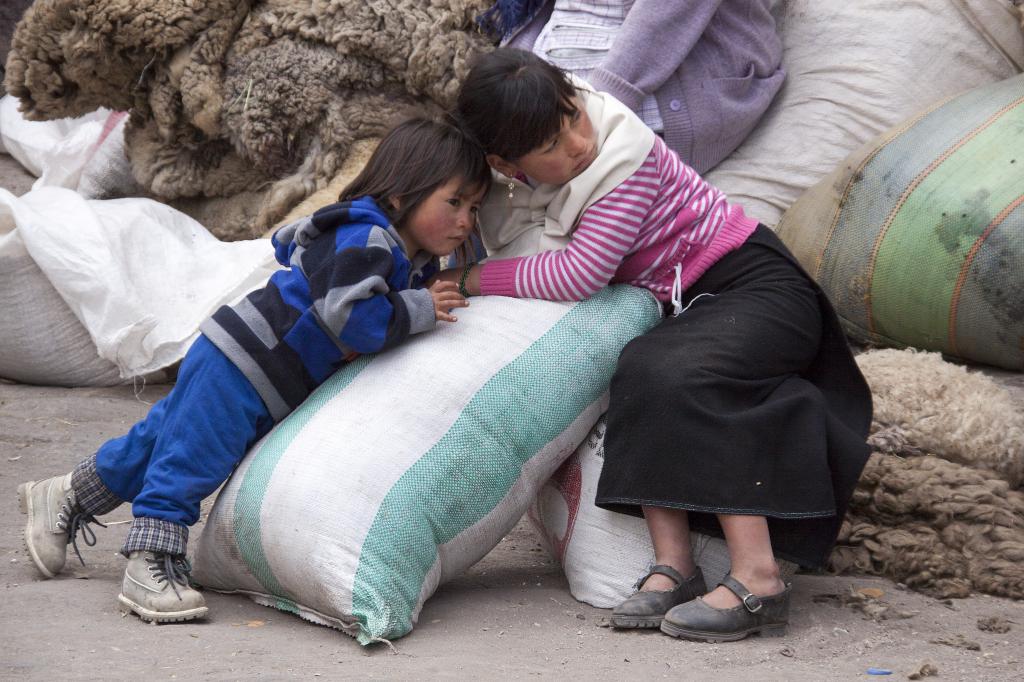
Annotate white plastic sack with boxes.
[706,0,1024,226]
[0,227,127,386]
[0,94,138,198]
[528,418,797,608]
[192,287,663,644]
[0,187,281,380]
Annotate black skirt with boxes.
[596,226,872,568]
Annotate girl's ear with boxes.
[387,195,401,211]
[486,153,518,179]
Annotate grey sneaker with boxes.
[18,473,105,578]
[118,551,208,623]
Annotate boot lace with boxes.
[56,496,107,567]
[147,553,194,600]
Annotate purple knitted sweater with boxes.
[505,0,785,174]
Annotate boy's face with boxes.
[488,98,597,186]
[397,177,485,257]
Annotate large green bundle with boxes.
[777,74,1024,370]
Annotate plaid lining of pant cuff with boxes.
[121,517,189,557]
[72,455,123,516]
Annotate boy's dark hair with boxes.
[339,115,491,232]
[456,48,580,162]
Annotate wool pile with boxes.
[0,0,33,93]
[4,0,493,238]
[833,349,1024,600]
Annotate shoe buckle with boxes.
[742,593,763,613]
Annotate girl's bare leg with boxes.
[701,514,786,608]
[639,506,698,591]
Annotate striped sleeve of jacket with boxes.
[304,225,436,355]
[201,215,436,420]
[479,149,659,300]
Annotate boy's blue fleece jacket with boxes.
[201,197,437,420]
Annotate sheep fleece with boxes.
[835,349,1024,600]
[4,0,493,233]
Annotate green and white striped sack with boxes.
[192,286,661,644]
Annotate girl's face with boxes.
[395,177,484,257]
[488,99,597,186]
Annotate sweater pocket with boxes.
[705,63,774,144]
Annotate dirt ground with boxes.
[2,155,1022,680]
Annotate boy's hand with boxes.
[429,280,468,322]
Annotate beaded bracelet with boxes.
[458,263,473,298]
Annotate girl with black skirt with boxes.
[443,49,872,642]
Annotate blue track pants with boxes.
[94,335,274,528]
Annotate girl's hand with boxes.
[427,269,461,287]
[429,280,468,322]
[428,265,481,296]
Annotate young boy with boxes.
[18,117,490,623]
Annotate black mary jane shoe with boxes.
[610,565,706,629]
[659,574,791,642]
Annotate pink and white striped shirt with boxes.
[479,136,759,303]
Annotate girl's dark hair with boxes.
[456,48,580,162]
[339,115,491,232]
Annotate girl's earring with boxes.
[507,180,515,201]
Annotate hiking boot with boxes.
[611,565,706,628]
[18,473,105,578]
[118,551,208,623]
